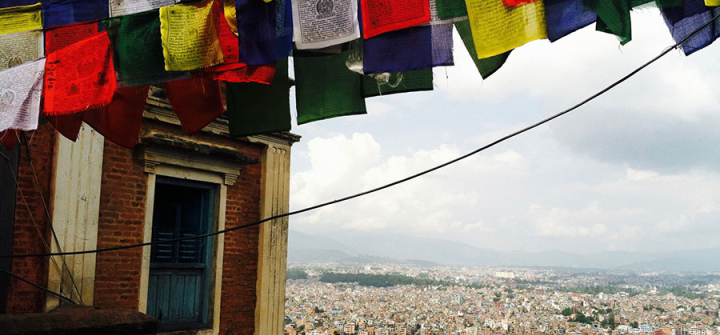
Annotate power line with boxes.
[4,10,720,260]
[0,269,78,305]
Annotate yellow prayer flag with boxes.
[223,0,238,34]
[464,0,547,59]
[159,0,224,71]
[706,0,720,6]
[0,3,42,36]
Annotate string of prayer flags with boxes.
[204,63,276,84]
[436,0,468,20]
[464,0,547,58]
[45,22,102,54]
[83,85,149,148]
[362,69,434,98]
[0,58,45,132]
[42,0,109,28]
[294,49,367,125]
[0,30,43,71]
[582,0,632,45]
[545,0,597,42]
[236,0,293,65]
[364,26,433,73]
[159,1,224,71]
[110,10,187,86]
[225,58,291,137]
[432,24,454,66]
[455,19,512,79]
[361,0,431,39]
[0,3,42,36]
[164,77,224,134]
[292,0,360,49]
[504,0,542,6]
[109,0,179,17]
[43,32,117,115]
[661,0,720,56]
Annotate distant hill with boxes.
[288,230,720,272]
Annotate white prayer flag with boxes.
[0,58,45,132]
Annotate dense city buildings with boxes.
[284,265,720,335]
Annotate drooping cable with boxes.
[4,9,720,260]
[0,269,78,305]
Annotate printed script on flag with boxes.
[292,0,361,49]
[0,58,45,132]
[0,30,43,71]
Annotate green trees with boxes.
[287,268,309,280]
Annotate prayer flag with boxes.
[46,111,83,141]
[364,26,433,73]
[159,1,224,71]
[661,0,720,55]
[545,0,597,42]
[212,0,239,65]
[205,63,276,84]
[0,130,20,149]
[83,85,149,148]
[42,0,109,28]
[109,0,178,17]
[236,0,293,65]
[223,0,238,33]
[292,0,361,49]
[708,0,720,6]
[432,23,454,66]
[361,0,431,38]
[0,58,44,132]
[455,19,512,79]
[436,0,467,20]
[164,77,224,134]
[225,58,291,137]
[1,0,43,8]
[363,69,434,97]
[582,0,631,44]
[0,3,42,36]
[45,22,102,54]
[0,30,43,71]
[43,32,117,115]
[294,49,366,125]
[504,0,541,6]
[464,0,547,58]
[110,10,187,86]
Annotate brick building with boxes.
[0,88,299,335]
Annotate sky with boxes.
[284,8,720,254]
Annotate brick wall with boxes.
[8,123,56,313]
[8,119,267,335]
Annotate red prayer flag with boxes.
[44,21,102,54]
[361,0,431,39]
[0,130,20,150]
[45,113,84,141]
[212,0,240,65]
[83,86,149,149]
[205,63,276,84]
[503,0,541,5]
[164,77,224,134]
[43,31,117,116]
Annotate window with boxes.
[146,177,215,331]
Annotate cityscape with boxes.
[284,263,720,335]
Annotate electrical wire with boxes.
[4,10,720,260]
[20,132,85,305]
[0,269,78,305]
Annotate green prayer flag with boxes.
[437,0,468,21]
[294,49,366,125]
[226,58,292,137]
[583,0,632,44]
[455,20,512,79]
[362,69,434,98]
[110,10,186,86]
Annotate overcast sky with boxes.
[285,8,720,254]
